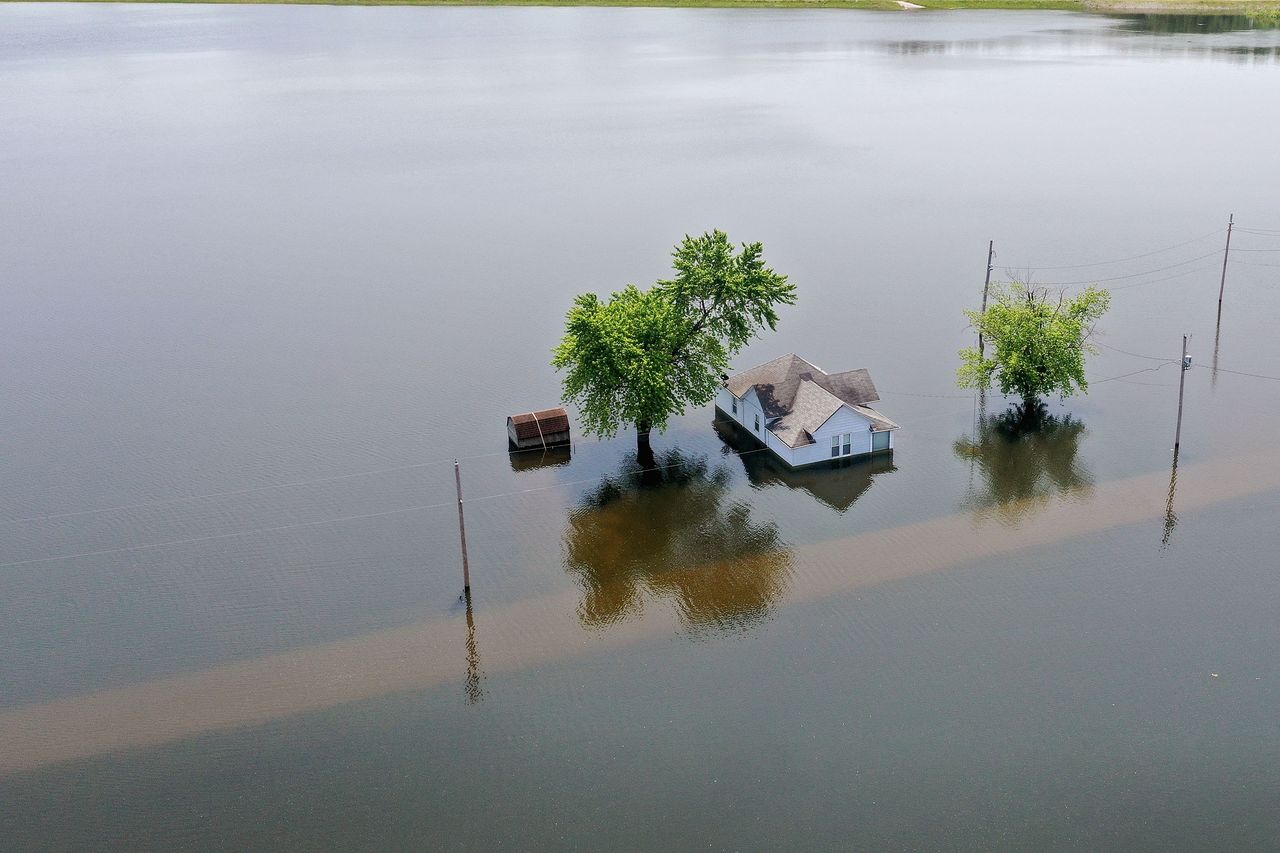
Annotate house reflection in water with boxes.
[713,419,896,513]
[953,402,1093,524]
[562,449,792,633]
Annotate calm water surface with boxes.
[2,5,1280,849]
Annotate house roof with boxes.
[508,407,570,441]
[725,354,880,414]
[726,354,896,448]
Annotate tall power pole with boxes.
[1174,334,1189,452]
[454,460,471,596]
[979,240,994,359]
[1217,214,1234,323]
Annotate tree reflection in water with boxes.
[563,449,792,634]
[954,401,1093,523]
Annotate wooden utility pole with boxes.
[978,240,994,359]
[454,460,471,595]
[1217,214,1234,322]
[1174,334,1189,452]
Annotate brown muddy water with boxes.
[2,6,1280,850]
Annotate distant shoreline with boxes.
[4,0,1280,16]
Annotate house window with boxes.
[754,414,760,432]
[731,398,738,416]
[843,433,852,455]
[872,429,891,452]
[831,435,840,458]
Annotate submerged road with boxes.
[2,450,1277,775]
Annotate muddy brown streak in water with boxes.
[0,450,1275,775]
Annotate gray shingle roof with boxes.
[769,380,841,448]
[726,354,896,448]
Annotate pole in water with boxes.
[978,240,994,359]
[1174,334,1189,452]
[454,460,471,595]
[1217,213,1233,323]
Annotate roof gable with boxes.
[724,355,890,448]
[769,379,844,448]
[726,355,879,409]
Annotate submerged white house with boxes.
[715,354,898,468]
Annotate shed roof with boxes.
[508,407,570,441]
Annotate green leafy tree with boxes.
[958,283,1111,406]
[553,230,796,467]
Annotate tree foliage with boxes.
[553,230,795,443]
[958,283,1110,403]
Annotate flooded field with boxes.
[2,6,1279,849]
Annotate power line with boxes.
[0,458,462,527]
[1195,364,1280,382]
[0,500,458,570]
[1090,365,1176,384]
[0,426,780,566]
[879,389,974,400]
[999,249,1223,286]
[1094,340,1179,362]
[1108,262,1220,292]
[1003,227,1223,271]
[1093,342,1280,383]
[0,434,612,528]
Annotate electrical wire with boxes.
[1002,227,1223,271]
[1092,343,1280,383]
[0,500,458,569]
[1229,258,1280,268]
[1090,364,1177,384]
[1094,341,1179,362]
[997,249,1223,287]
[1107,262,1221,292]
[0,434,613,528]
[0,458,461,527]
[1195,364,1280,382]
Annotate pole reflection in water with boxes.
[713,419,896,513]
[562,449,792,634]
[1212,320,1222,391]
[463,592,486,704]
[953,401,1093,523]
[1162,448,1180,550]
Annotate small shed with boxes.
[507,407,571,450]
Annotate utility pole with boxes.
[454,460,471,596]
[1174,334,1189,452]
[1217,213,1234,323]
[979,240,994,359]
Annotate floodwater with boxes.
[2,5,1280,849]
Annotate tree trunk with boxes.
[636,423,657,476]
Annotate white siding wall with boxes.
[715,387,742,426]
[794,406,874,466]
[715,386,895,468]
